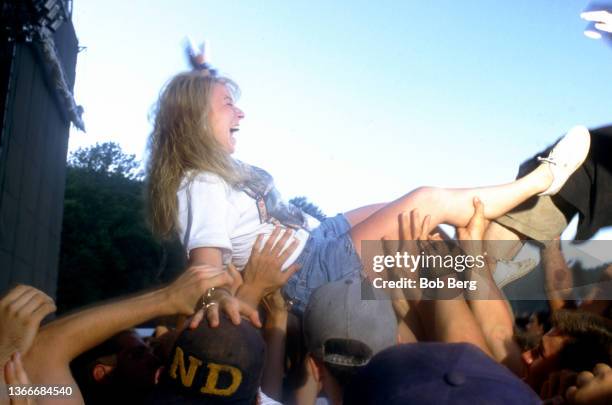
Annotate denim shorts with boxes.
[282,214,363,314]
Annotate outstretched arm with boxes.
[404,210,491,354]
[460,198,523,376]
[541,238,574,312]
[23,265,232,403]
[261,290,288,401]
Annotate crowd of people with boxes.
[1,47,612,404]
[2,198,611,404]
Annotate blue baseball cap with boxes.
[343,342,540,405]
[147,316,265,404]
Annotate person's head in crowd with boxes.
[343,342,540,404]
[147,314,266,404]
[514,312,531,331]
[514,329,542,352]
[303,278,398,405]
[526,310,551,335]
[71,329,164,404]
[521,309,612,392]
[147,69,245,239]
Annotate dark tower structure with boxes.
[0,0,82,297]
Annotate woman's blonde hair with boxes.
[146,71,245,238]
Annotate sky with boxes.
[68,0,612,240]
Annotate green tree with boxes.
[68,142,141,180]
[57,143,184,314]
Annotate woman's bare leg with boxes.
[344,203,386,227]
[350,164,552,257]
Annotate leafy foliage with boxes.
[68,142,142,180]
[57,143,184,314]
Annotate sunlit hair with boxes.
[146,70,245,238]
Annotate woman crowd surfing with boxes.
[145,45,591,322]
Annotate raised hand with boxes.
[237,227,301,308]
[566,363,612,405]
[456,197,489,257]
[4,352,36,405]
[0,285,56,360]
[162,264,232,315]
[166,265,261,330]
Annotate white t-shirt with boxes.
[177,172,319,271]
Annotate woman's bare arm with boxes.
[189,247,223,268]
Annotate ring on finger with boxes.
[205,302,218,310]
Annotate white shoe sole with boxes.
[538,125,591,196]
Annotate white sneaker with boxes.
[537,125,591,196]
[493,258,538,289]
